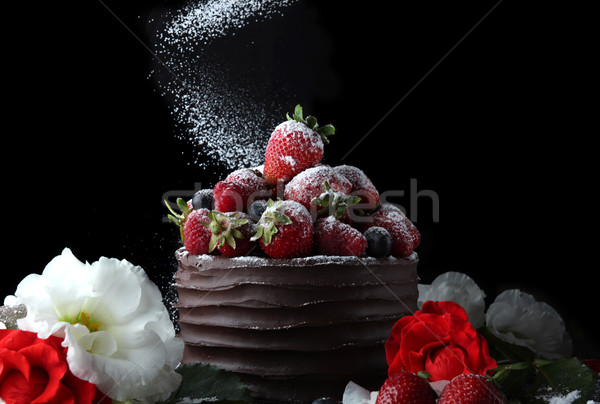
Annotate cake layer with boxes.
[174,248,419,402]
[176,282,416,308]
[181,345,386,376]
[177,300,411,329]
[178,321,396,351]
[175,249,418,288]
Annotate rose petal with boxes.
[20,343,67,403]
[0,348,30,382]
[425,346,466,381]
[342,381,372,404]
[47,383,75,404]
[0,369,44,404]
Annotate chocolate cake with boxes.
[174,248,419,402]
[168,105,422,402]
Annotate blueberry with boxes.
[364,226,392,257]
[248,199,267,221]
[312,398,338,404]
[192,189,214,210]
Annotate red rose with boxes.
[0,329,99,404]
[385,301,497,381]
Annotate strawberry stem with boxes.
[286,104,335,144]
[204,211,249,252]
[311,181,361,219]
[251,199,292,246]
[164,198,190,243]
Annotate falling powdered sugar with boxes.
[149,0,300,170]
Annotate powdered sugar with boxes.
[274,120,323,151]
[284,165,353,209]
[334,165,374,189]
[150,0,300,170]
[536,389,581,404]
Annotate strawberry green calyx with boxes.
[204,211,249,252]
[164,198,191,243]
[251,199,292,246]
[286,104,335,144]
[312,181,361,220]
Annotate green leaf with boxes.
[225,233,236,249]
[294,104,303,120]
[319,124,335,137]
[163,363,252,404]
[251,226,264,242]
[176,197,189,213]
[208,236,219,252]
[305,115,317,129]
[478,327,536,363]
[493,362,536,399]
[521,358,599,404]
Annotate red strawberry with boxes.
[252,199,313,258]
[225,167,267,188]
[375,371,437,404]
[314,216,367,256]
[205,211,257,257]
[284,165,352,215]
[213,169,269,213]
[183,208,213,255]
[437,374,506,404]
[360,204,420,258]
[333,165,380,209]
[165,198,212,255]
[263,105,335,186]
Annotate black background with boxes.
[3,1,597,357]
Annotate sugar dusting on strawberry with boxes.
[252,199,314,258]
[168,103,421,261]
[437,374,506,404]
[314,216,366,257]
[333,165,380,209]
[284,165,352,213]
[263,104,334,186]
[360,203,420,258]
[375,371,437,404]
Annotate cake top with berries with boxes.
[166,104,420,261]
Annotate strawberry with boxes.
[333,165,380,210]
[213,168,269,213]
[225,167,267,188]
[204,211,257,257]
[437,374,506,404]
[252,199,313,258]
[375,371,437,404]
[314,216,366,257]
[263,105,335,186]
[284,165,352,216]
[164,198,213,255]
[360,203,420,258]
[183,208,213,255]
[311,180,361,222]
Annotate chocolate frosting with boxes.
[174,248,418,402]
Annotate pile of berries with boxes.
[166,105,420,259]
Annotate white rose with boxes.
[6,248,184,403]
[485,289,573,360]
[418,271,486,328]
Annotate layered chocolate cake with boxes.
[168,105,421,402]
[174,248,419,402]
